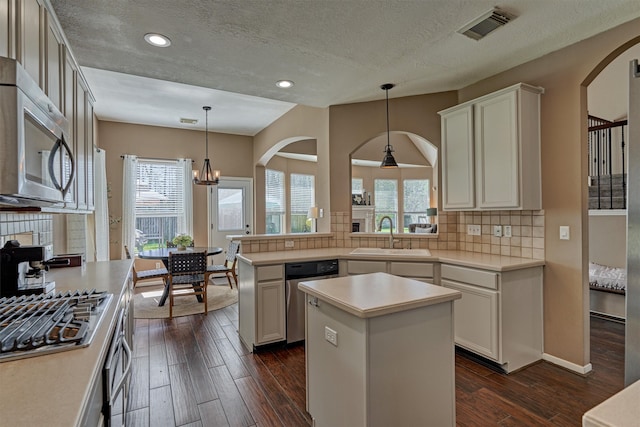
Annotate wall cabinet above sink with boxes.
[439,83,544,211]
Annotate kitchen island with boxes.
[0,259,133,427]
[300,272,461,427]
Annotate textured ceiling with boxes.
[49,0,640,135]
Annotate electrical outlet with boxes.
[493,225,503,237]
[560,226,570,240]
[467,224,481,236]
[156,262,161,269]
[325,326,338,346]
[285,240,294,248]
[504,225,512,237]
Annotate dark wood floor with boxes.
[126,301,625,427]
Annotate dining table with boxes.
[138,246,224,306]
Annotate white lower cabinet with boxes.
[441,279,499,360]
[238,260,285,349]
[256,280,285,344]
[441,264,543,373]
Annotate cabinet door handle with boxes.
[308,296,319,307]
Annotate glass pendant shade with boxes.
[193,106,220,185]
[380,83,398,169]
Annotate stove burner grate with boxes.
[0,289,110,357]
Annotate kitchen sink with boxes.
[349,248,431,256]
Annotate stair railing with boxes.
[588,115,628,209]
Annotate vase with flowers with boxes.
[172,234,193,251]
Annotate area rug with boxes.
[134,283,238,319]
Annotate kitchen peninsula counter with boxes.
[0,260,133,427]
[237,248,544,271]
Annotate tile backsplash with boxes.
[240,209,544,260]
[0,213,53,247]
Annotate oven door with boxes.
[103,308,133,426]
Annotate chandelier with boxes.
[193,106,220,185]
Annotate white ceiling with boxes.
[49,0,640,136]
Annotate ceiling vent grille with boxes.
[457,8,516,41]
[180,118,198,124]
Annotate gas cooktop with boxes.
[0,289,113,362]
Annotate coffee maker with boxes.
[0,240,56,297]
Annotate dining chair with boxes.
[167,250,209,318]
[207,241,241,289]
[124,245,169,288]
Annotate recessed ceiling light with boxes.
[144,33,171,47]
[276,80,294,88]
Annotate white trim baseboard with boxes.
[543,353,593,375]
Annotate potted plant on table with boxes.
[172,234,193,251]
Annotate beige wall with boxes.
[253,105,329,233]
[97,121,253,260]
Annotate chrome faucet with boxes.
[377,215,395,249]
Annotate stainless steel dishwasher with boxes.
[285,259,339,344]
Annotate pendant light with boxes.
[193,106,220,185]
[380,83,398,168]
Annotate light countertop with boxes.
[0,260,132,427]
[237,248,544,272]
[299,272,461,318]
[582,379,640,426]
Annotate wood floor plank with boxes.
[235,376,284,427]
[256,350,307,413]
[125,407,150,427]
[186,350,219,403]
[209,365,255,427]
[215,337,251,379]
[150,385,177,427]
[168,363,202,426]
[222,323,251,356]
[148,321,166,347]
[128,356,150,411]
[240,353,312,427]
[197,329,226,368]
[164,321,188,365]
[149,344,171,389]
[134,322,150,357]
[198,399,231,427]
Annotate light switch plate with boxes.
[560,226,570,240]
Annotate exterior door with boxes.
[208,177,253,263]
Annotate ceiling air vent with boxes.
[457,8,516,41]
[180,118,198,124]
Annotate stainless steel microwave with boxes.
[0,57,74,207]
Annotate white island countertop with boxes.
[299,272,461,318]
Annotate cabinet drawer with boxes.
[257,265,283,281]
[441,264,498,290]
[389,262,433,278]
[347,260,387,275]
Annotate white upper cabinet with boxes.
[441,105,475,209]
[439,83,544,211]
